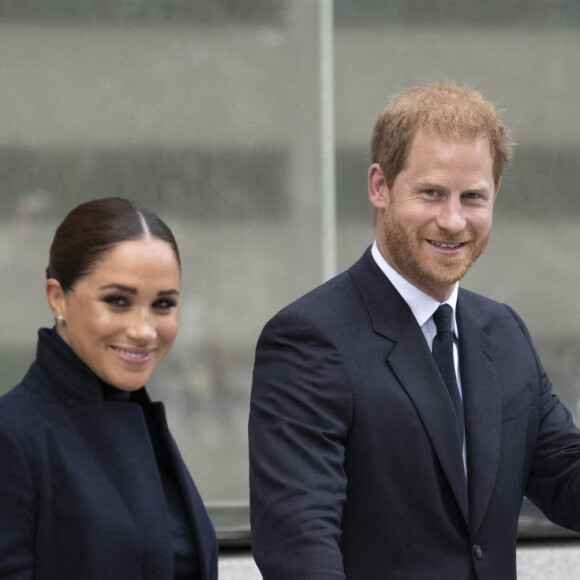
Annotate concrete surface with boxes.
[516,541,580,579]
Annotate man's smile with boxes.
[427,239,467,249]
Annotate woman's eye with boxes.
[153,298,178,310]
[103,295,129,307]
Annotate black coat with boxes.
[0,328,218,580]
[249,247,580,580]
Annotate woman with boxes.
[0,198,218,580]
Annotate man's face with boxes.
[373,129,497,301]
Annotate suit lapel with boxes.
[351,249,503,533]
[457,293,501,535]
[349,249,469,523]
[389,325,469,523]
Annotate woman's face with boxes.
[47,237,180,391]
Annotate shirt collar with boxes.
[371,241,459,336]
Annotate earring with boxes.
[56,315,64,325]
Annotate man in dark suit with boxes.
[248,82,580,579]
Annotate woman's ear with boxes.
[45,278,66,322]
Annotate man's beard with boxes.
[381,208,490,293]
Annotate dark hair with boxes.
[46,197,181,292]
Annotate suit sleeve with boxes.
[0,427,35,580]
[504,305,580,530]
[249,309,353,580]
[525,366,580,529]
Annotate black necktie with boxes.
[432,304,464,444]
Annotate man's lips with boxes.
[427,239,468,249]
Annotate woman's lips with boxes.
[111,346,155,364]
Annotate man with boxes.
[248,82,580,579]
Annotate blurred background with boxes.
[1,0,580,545]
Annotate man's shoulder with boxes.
[276,268,360,322]
[277,247,382,316]
[458,286,512,312]
[260,253,381,339]
[458,286,501,308]
[458,287,526,332]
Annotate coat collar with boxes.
[32,327,148,407]
[29,330,216,577]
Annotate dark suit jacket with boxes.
[249,247,580,580]
[0,328,218,580]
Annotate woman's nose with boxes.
[126,311,156,342]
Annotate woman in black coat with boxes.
[0,198,218,580]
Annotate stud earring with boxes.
[56,315,64,324]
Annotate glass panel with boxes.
[0,0,327,541]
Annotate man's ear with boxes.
[45,278,66,320]
[368,163,388,210]
[493,177,502,201]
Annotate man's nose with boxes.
[436,197,466,233]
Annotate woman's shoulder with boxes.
[0,366,58,437]
[0,378,34,412]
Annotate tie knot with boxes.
[433,304,454,335]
